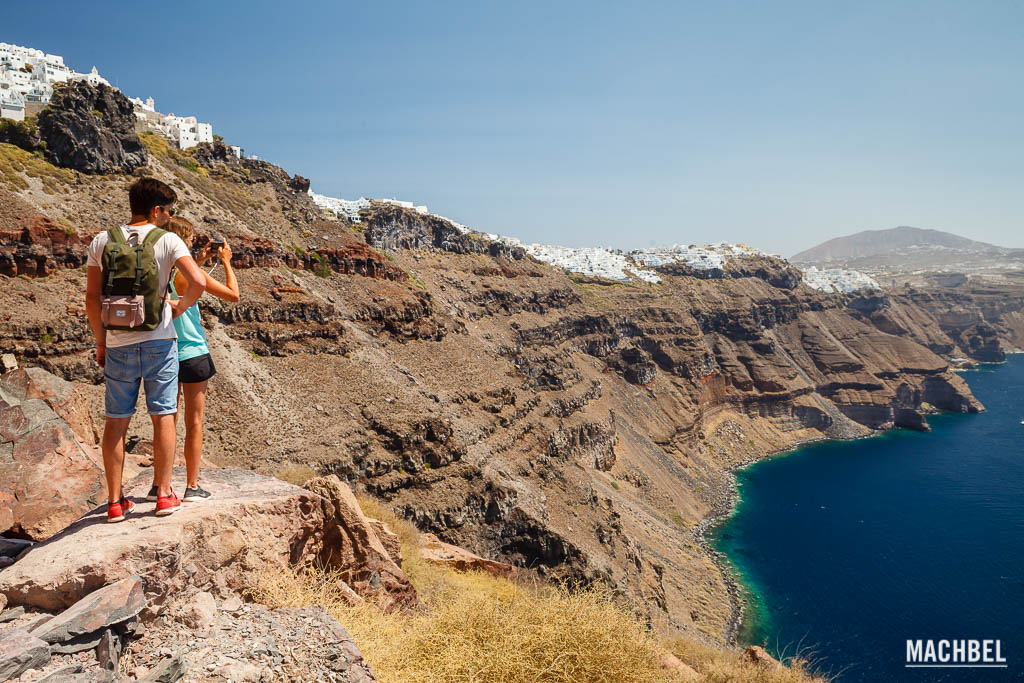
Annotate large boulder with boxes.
[36,81,148,174]
[303,475,418,612]
[0,367,108,540]
[0,468,417,614]
[29,576,145,645]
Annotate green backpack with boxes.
[100,226,171,331]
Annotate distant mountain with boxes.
[791,227,998,263]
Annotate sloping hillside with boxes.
[0,85,1000,644]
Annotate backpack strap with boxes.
[131,228,166,296]
[102,226,127,295]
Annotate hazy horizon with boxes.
[6,0,1023,256]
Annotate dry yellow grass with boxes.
[253,494,826,683]
[666,637,830,683]
[273,464,318,487]
[256,565,672,683]
[0,142,74,193]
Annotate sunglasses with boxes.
[159,205,176,217]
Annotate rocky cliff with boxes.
[847,279,1024,363]
[0,114,1003,643]
[35,82,148,174]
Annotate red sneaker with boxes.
[107,497,135,523]
[155,490,181,517]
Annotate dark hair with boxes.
[128,177,177,217]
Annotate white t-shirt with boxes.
[87,224,191,348]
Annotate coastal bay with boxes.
[712,355,1024,681]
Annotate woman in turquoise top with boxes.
[147,216,239,502]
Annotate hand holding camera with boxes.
[217,239,232,264]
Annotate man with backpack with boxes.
[85,178,207,522]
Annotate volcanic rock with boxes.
[361,202,525,260]
[419,533,519,580]
[0,367,106,540]
[30,576,145,645]
[95,628,120,671]
[303,475,418,612]
[0,468,416,615]
[0,628,50,680]
[36,81,147,174]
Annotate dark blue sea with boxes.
[712,355,1024,681]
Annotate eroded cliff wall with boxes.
[0,116,1010,642]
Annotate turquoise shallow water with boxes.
[712,355,1024,681]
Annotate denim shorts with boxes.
[104,339,179,418]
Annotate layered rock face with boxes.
[361,202,526,260]
[848,280,1024,363]
[36,81,148,174]
[0,215,90,278]
[0,125,996,642]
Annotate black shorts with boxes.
[179,353,216,384]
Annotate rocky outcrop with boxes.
[0,215,89,278]
[0,117,42,152]
[744,645,784,669]
[36,81,147,174]
[303,475,418,612]
[854,282,1024,363]
[546,416,618,471]
[361,202,525,260]
[0,367,107,540]
[0,574,377,681]
[419,532,519,580]
[652,255,803,289]
[0,468,416,613]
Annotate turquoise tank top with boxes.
[169,278,210,361]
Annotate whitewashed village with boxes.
[0,41,227,154]
[3,39,878,295]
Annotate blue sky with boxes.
[6,0,1022,255]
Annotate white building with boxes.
[0,42,218,149]
[630,242,769,271]
[129,96,155,112]
[68,65,109,88]
[0,90,25,121]
[151,113,214,150]
[309,192,372,222]
[0,42,119,120]
[802,266,880,294]
[129,95,216,150]
[509,243,662,283]
[378,198,429,214]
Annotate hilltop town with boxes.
[0,41,228,154]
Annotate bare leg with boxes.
[102,417,132,504]
[151,413,177,498]
[153,384,184,490]
[181,380,209,488]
